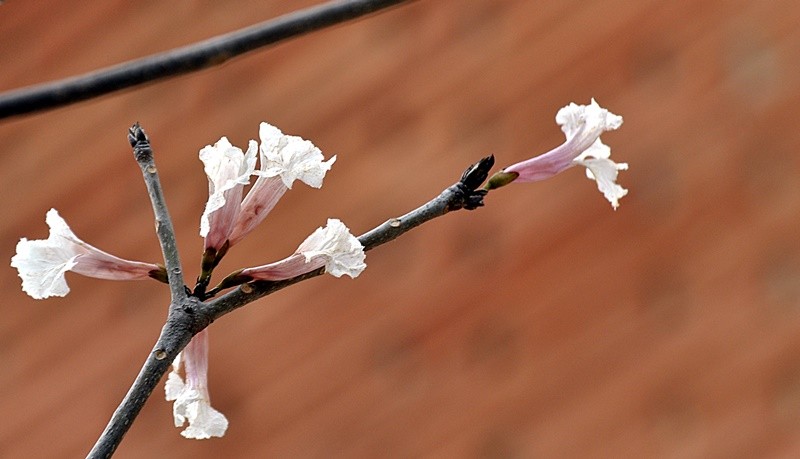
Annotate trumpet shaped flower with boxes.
[11,209,163,299]
[165,329,228,439]
[228,123,336,246]
[239,218,365,281]
[199,137,257,252]
[499,99,627,208]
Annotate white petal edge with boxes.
[576,157,629,209]
[11,236,77,299]
[298,218,366,278]
[199,138,257,237]
[257,122,335,189]
[165,352,229,439]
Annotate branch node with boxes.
[460,154,495,190]
[457,155,495,210]
[128,123,153,163]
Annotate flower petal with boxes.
[199,137,257,242]
[297,219,366,278]
[11,237,77,299]
[576,157,629,209]
[176,393,229,439]
[165,330,228,439]
[241,218,366,281]
[257,122,335,189]
[226,123,336,246]
[556,98,622,147]
[165,353,185,403]
[10,209,161,299]
[498,99,627,208]
[227,176,288,247]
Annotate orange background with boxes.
[2,1,800,457]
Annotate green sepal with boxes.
[484,171,519,190]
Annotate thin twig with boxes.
[0,0,411,120]
[198,187,463,318]
[127,123,187,300]
[87,124,204,459]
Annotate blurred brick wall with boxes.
[2,1,800,457]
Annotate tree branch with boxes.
[128,123,187,300]
[201,155,495,321]
[87,124,204,459]
[0,0,411,120]
[86,311,200,459]
[85,150,493,458]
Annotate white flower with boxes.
[502,99,627,208]
[257,122,336,189]
[199,137,257,251]
[165,329,228,439]
[239,218,365,281]
[10,209,162,299]
[228,123,336,246]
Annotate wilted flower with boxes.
[492,99,627,208]
[228,122,336,246]
[10,209,164,299]
[165,329,228,439]
[199,137,257,252]
[237,218,365,282]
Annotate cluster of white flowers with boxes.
[200,123,337,251]
[11,122,366,440]
[12,101,628,441]
[173,123,363,439]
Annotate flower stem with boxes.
[128,123,187,302]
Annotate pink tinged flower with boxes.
[165,329,228,439]
[503,99,628,209]
[228,123,336,246]
[10,209,163,299]
[199,137,257,251]
[240,218,365,281]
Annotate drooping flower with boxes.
[165,329,228,439]
[10,209,164,299]
[237,218,365,282]
[227,123,336,246]
[492,99,627,208]
[199,137,257,252]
